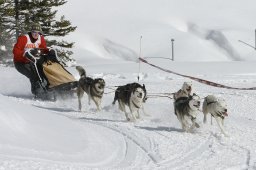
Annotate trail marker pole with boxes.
[171,39,175,61]
[138,36,142,82]
[255,29,256,50]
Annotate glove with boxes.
[30,48,39,56]
[48,49,56,56]
[24,51,35,62]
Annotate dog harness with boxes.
[206,101,217,105]
[206,99,225,119]
[131,101,141,109]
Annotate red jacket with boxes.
[13,34,47,63]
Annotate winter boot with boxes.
[31,81,45,96]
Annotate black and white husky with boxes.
[203,95,229,136]
[174,93,201,132]
[173,81,193,116]
[76,66,105,111]
[112,83,147,121]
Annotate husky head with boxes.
[131,84,146,105]
[188,93,201,111]
[182,81,192,95]
[94,78,105,92]
[216,98,228,117]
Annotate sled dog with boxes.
[173,81,193,116]
[76,66,105,111]
[174,93,201,132]
[112,82,147,121]
[203,95,229,136]
[174,81,193,100]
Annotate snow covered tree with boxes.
[0,0,15,65]
[0,0,77,64]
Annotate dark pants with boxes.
[14,61,47,94]
[15,62,38,83]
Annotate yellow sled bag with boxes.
[43,61,76,88]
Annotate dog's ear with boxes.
[143,84,146,89]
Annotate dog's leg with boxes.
[192,117,200,128]
[88,94,91,105]
[215,116,229,137]
[221,118,224,126]
[203,113,207,123]
[91,97,101,112]
[118,100,122,111]
[78,98,82,111]
[182,119,189,132]
[88,86,91,105]
[129,107,137,121]
[77,87,84,111]
[189,117,200,132]
[135,110,140,119]
[119,101,130,121]
[177,113,187,131]
[118,100,125,112]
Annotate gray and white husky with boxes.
[112,82,147,121]
[203,95,229,136]
[174,93,201,132]
[76,66,105,111]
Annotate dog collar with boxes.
[207,101,217,105]
[132,101,140,109]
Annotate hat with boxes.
[31,23,42,32]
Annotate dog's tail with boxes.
[76,66,86,77]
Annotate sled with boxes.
[26,48,78,100]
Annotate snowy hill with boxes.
[59,0,256,62]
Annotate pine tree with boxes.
[0,0,15,64]
[0,0,77,64]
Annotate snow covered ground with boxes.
[0,57,256,169]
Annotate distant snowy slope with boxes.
[58,0,256,61]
